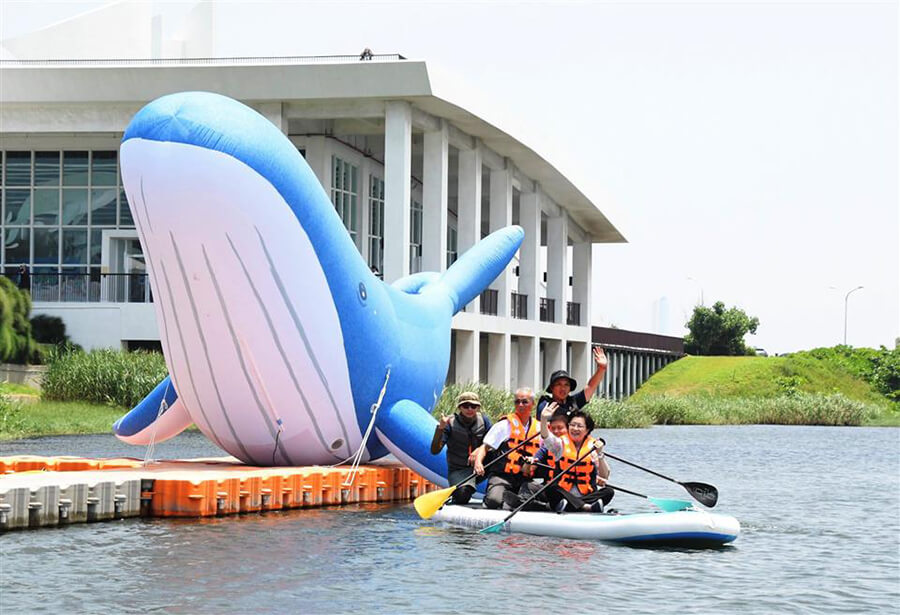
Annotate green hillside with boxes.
[632,355,892,409]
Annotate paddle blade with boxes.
[648,497,694,512]
[682,482,718,508]
[479,521,506,534]
[413,486,455,519]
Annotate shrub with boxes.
[0,395,26,438]
[41,349,168,408]
[30,314,69,345]
[0,276,38,364]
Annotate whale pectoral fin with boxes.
[113,376,191,445]
[374,399,449,488]
[391,272,441,295]
[438,226,524,313]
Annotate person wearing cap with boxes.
[430,391,492,505]
[539,402,614,513]
[471,388,541,510]
[537,346,609,418]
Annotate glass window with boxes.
[410,199,423,274]
[62,229,88,264]
[3,227,30,263]
[33,227,59,265]
[90,188,117,225]
[119,188,134,226]
[34,152,60,186]
[89,228,104,264]
[447,225,458,268]
[33,188,60,225]
[62,189,89,225]
[330,156,358,242]
[5,152,31,186]
[63,151,89,186]
[368,176,384,274]
[91,151,117,186]
[4,189,31,225]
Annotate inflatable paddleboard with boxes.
[431,505,740,548]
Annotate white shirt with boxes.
[483,415,539,450]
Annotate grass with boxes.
[0,397,127,441]
[0,382,41,396]
[632,355,892,409]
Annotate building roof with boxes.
[0,56,626,243]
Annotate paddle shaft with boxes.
[450,430,541,491]
[488,442,599,530]
[527,462,649,501]
[603,452,681,484]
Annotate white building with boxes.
[0,5,626,392]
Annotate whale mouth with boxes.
[121,138,360,465]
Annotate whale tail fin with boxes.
[437,226,524,314]
[112,376,192,445]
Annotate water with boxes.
[1,425,898,614]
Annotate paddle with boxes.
[603,451,718,508]
[479,440,600,534]
[413,431,541,519]
[525,461,693,513]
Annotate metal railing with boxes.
[0,54,407,68]
[480,289,498,316]
[510,292,528,319]
[567,301,581,326]
[13,273,153,303]
[540,297,556,323]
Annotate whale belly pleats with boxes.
[121,139,360,465]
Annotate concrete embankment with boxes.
[0,456,437,532]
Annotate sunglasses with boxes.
[459,402,479,410]
[514,399,532,405]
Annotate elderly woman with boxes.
[539,403,614,513]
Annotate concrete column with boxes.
[612,352,620,400]
[422,121,449,272]
[489,166,513,318]
[358,159,371,258]
[547,215,568,323]
[630,353,637,396]
[384,101,412,282]
[304,136,331,192]
[455,329,480,384]
[457,145,482,312]
[517,335,541,391]
[544,338,564,384]
[256,102,287,134]
[572,341,589,389]
[572,241,591,327]
[488,333,511,390]
[519,192,541,322]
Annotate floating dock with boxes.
[0,455,438,532]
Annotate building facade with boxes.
[0,54,626,392]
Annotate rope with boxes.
[143,378,171,467]
[341,367,391,486]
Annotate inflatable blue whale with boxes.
[112,92,523,485]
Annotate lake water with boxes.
[1,425,898,614]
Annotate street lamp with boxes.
[843,285,864,345]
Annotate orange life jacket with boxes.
[556,435,597,495]
[502,413,540,475]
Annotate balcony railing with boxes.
[567,301,581,326]
[11,272,153,303]
[540,297,556,323]
[480,289,498,316]
[510,292,527,319]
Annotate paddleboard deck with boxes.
[431,504,740,548]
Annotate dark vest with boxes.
[446,413,487,471]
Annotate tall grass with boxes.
[433,382,514,421]
[41,349,167,408]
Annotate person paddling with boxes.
[539,403,614,513]
[430,392,492,505]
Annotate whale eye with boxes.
[358,282,367,303]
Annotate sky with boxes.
[2,0,898,354]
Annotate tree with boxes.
[0,276,38,364]
[684,301,759,356]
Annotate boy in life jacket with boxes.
[539,403,615,513]
[472,388,541,510]
[430,391,493,504]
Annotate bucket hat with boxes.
[456,391,482,407]
[546,369,577,391]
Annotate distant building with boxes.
[0,4,627,391]
[593,326,684,399]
